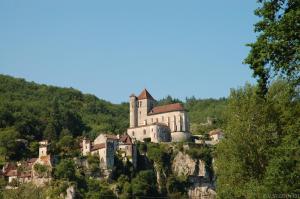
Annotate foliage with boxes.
[186,143,214,180]
[215,81,300,198]
[46,180,71,198]
[166,175,188,199]
[0,128,20,163]
[2,183,46,199]
[146,143,172,172]
[244,0,300,94]
[54,159,76,181]
[112,153,134,180]
[87,154,100,176]
[84,179,117,199]
[131,170,157,198]
[186,97,227,135]
[33,163,51,177]
[0,74,129,161]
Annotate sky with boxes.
[0,0,258,103]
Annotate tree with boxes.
[0,128,20,162]
[244,0,300,95]
[2,183,46,199]
[215,81,300,198]
[57,135,75,157]
[84,179,117,199]
[54,159,76,181]
[131,170,157,198]
[87,154,100,176]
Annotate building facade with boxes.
[81,133,137,170]
[127,89,191,142]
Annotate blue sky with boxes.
[0,0,258,103]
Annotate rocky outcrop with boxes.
[172,151,206,177]
[172,151,215,199]
[188,183,216,199]
[64,186,76,199]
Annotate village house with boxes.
[127,89,191,142]
[205,129,224,145]
[81,133,137,170]
[1,140,53,187]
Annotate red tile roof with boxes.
[27,158,38,164]
[38,155,52,166]
[119,135,133,144]
[137,89,154,100]
[19,172,31,178]
[105,134,118,140]
[5,169,18,177]
[149,103,185,115]
[91,143,106,151]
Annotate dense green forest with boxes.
[0,74,129,162]
[0,74,226,163]
[216,0,300,197]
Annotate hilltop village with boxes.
[1,89,224,198]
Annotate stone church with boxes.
[127,89,191,142]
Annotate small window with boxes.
[156,118,158,122]
[151,118,153,123]
[132,131,135,136]
[162,116,164,121]
[151,128,153,132]
[143,129,146,135]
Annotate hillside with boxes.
[0,74,129,160]
[0,74,226,162]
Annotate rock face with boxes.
[65,186,76,199]
[172,151,215,199]
[172,151,206,177]
[188,183,216,199]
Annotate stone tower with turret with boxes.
[129,94,138,128]
[130,89,155,126]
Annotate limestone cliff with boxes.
[172,151,216,199]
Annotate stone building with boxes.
[81,133,137,170]
[1,140,52,186]
[82,134,118,169]
[208,129,224,145]
[127,89,191,142]
[118,134,137,168]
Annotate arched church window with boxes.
[143,129,146,135]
